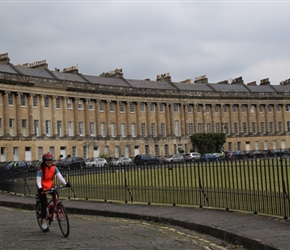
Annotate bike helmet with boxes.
[43,152,54,161]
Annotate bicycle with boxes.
[35,186,70,237]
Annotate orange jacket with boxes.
[40,166,56,190]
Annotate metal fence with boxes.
[1,157,290,219]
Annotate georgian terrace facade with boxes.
[0,52,290,162]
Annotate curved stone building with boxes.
[0,52,290,161]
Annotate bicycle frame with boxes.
[46,188,61,222]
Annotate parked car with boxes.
[267,149,288,158]
[231,151,247,160]
[134,154,160,166]
[213,153,222,159]
[247,151,266,159]
[86,157,108,168]
[55,156,85,170]
[199,153,219,162]
[109,157,132,167]
[0,161,28,172]
[184,152,201,162]
[163,154,185,164]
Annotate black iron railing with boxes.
[1,157,290,219]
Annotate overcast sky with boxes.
[1,1,290,85]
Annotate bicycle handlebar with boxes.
[44,186,68,194]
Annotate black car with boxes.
[56,156,85,170]
[247,151,266,159]
[199,153,219,162]
[231,151,247,160]
[267,150,288,158]
[134,154,160,166]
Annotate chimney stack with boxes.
[156,72,171,82]
[99,68,123,78]
[17,60,48,70]
[231,76,244,85]
[0,53,10,65]
[247,81,257,86]
[62,66,78,74]
[194,75,208,84]
[260,78,270,85]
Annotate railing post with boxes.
[280,156,289,219]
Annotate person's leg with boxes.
[39,192,48,228]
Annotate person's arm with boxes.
[36,170,42,189]
[55,167,67,186]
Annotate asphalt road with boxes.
[0,206,245,250]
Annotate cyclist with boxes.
[36,152,71,230]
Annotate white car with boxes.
[86,158,108,168]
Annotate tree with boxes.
[190,133,226,155]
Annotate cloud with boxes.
[1,1,290,84]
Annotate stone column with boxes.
[193,104,198,133]
[40,95,45,136]
[202,104,206,132]
[84,99,90,136]
[116,101,120,137]
[51,96,57,136]
[180,103,185,135]
[211,104,215,133]
[228,104,234,135]
[126,102,131,136]
[106,101,110,136]
[95,100,100,136]
[16,92,22,136]
[28,94,34,136]
[62,97,68,136]
[219,104,224,133]
[165,103,171,136]
[136,102,141,136]
[73,98,79,136]
[273,104,277,133]
[255,104,260,134]
[3,91,9,135]
[156,103,160,136]
[265,104,269,133]
[246,104,251,134]
[146,102,150,136]
[282,104,287,134]
[238,104,242,135]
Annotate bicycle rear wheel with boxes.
[56,202,70,237]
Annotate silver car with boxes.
[184,152,201,162]
[109,157,133,167]
[163,154,185,163]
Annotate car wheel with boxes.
[118,163,122,167]
[104,163,108,167]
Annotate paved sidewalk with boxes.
[0,191,289,250]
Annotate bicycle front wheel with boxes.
[35,201,43,231]
[56,202,70,237]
